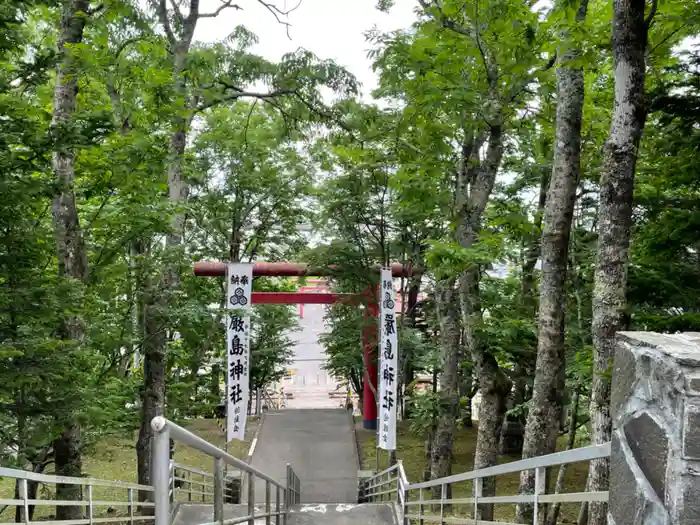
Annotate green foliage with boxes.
[0,0,699,498]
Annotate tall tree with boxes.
[517,0,589,520]
[588,1,657,523]
[50,0,92,518]
[137,0,359,489]
[412,1,547,516]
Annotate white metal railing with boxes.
[170,462,241,504]
[151,417,300,525]
[362,443,611,525]
[0,466,155,525]
[362,461,409,517]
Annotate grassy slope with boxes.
[357,420,588,524]
[0,419,256,522]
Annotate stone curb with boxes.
[246,412,266,464]
[349,412,363,470]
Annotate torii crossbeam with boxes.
[193,261,418,430]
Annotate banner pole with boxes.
[224,264,229,476]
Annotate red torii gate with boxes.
[193,261,417,430]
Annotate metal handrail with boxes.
[0,466,154,525]
[362,461,409,524]
[362,443,611,525]
[151,416,300,525]
[409,443,610,490]
[170,462,241,504]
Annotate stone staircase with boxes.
[287,503,396,525]
[173,503,397,525]
[160,409,397,525]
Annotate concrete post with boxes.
[608,332,700,525]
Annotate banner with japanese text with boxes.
[378,267,398,450]
[226,263,253,442]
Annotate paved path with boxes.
[288,503,396,525]
[248,409,359,504]
[283,304,343,409]
[173,502,396,525]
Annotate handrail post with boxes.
[187,471,192,502]
[533,467,545,525]
[214,457,224,524]
[19,478,29,525]
[275,486,281,525]
[418,487,424,525]
[265,480,271,525]
[285,464,291,511]
[473,477,481,521]
[127,488,134,525]
[87,484,94,525]
[401,486,409,525]
[397,462,407,525]
[151,418,171,525]
[439,484,446,525]
[247,473,255,525]
[169,462,175,504]
[396,469,400,505]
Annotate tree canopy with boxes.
[1,1,698,524]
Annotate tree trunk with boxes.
[545,388,580,525]
[430,278,461,502]
[129,239,146,373]
[516,166,549,428]
[136,284,167,503]
[521,167,549,311]
[517,2,588,522]
[459,366,473,427]
[137,1,199,493]
[50,2,90,520]
[588,2,653,525]
[453,122,506,521]
[464,262,511,522]
[54,425,83,520]
[472,351,511,521]
[423,427,435,482]
[402,267,422,419]
[423,368,439,482]
[211,363,222,402]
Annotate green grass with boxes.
[0,418,257,523]
[357,419,588,524]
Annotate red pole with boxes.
[362,286,379,430]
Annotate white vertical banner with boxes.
[378,268,398,450]
[226,263,253,442]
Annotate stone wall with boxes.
[608,332,700,525]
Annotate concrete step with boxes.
[172,503,397,525]
[288,503,397,525]
[172,503,250,525]
[246,409,359,504]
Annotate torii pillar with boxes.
[193,261,418,430]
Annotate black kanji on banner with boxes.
[230,335,245,355]
[229,384,243,404]
[230,359,245,381]
[229,316,245,332]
